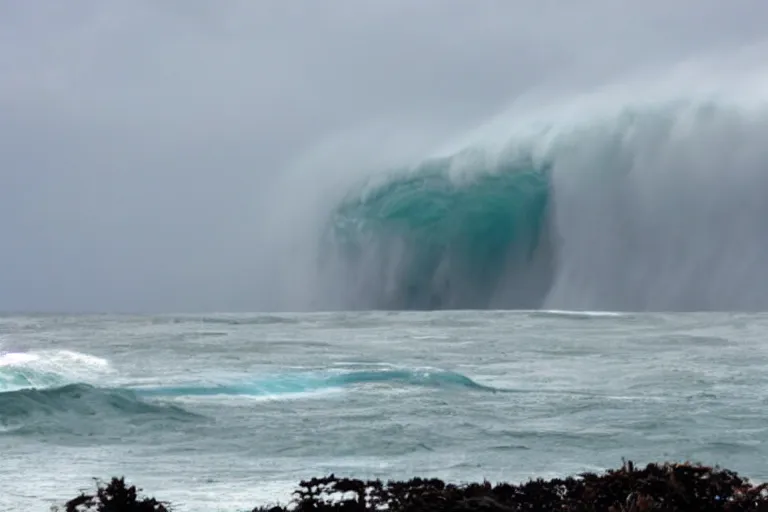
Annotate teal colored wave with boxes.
[0,366,499,432]
[0,384,199,436]
[326,151,552,308]
[134,368,500,398]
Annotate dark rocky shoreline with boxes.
[58,461,768,512]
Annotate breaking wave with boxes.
[303,89,768,311]
[0,350,199,435]
[326,153,552,309]
[0,351,497,433]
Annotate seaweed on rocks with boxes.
[59,461,768,512]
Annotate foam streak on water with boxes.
[1,312,767,511]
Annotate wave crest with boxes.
[306,96,768,311]
[134,367,501,399]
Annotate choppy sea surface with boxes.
[1,311,767,511]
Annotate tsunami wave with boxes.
[326,152,553,309]
[306,86,768,312]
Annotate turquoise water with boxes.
[326,152,552,309]
[2,312,768,511]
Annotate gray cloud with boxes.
[1,0,766,312]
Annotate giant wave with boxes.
[326,152,553,309]
[298,91,768,311]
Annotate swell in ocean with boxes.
[264,69,768,312]
[0,349,497,435]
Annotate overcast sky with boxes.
[1,1,766,313]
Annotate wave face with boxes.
[324,152,554,309]
[306,93,768,311]
[0,384,198,436]
[0,357,198,436]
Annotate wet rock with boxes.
[60,477,169,512]
[60,461,768,511]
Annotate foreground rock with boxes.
[60,461,768,511]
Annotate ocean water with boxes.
[6,59,768,512]
[2,311,768,511]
